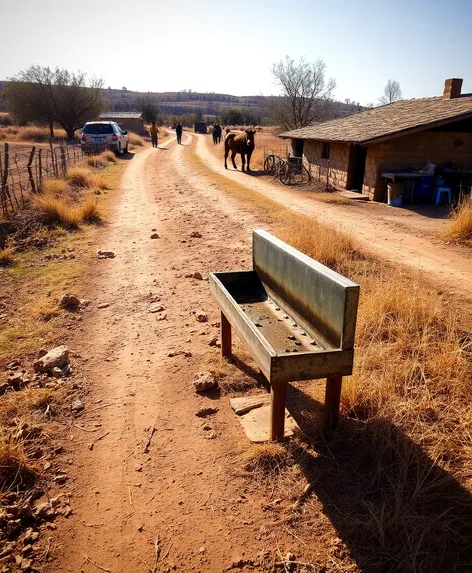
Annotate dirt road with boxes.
[196,135,472,302]
[49,134,311,572]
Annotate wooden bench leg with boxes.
[221,312,232,357]
[323,375,342,430]
[270,383,287,442]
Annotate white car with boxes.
[80,121,128,154]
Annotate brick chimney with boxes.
[444,78,463,99]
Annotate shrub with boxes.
[440,194,472,245]
[66,166,93,188]
[16,126,51,143]
[0,113,12,126]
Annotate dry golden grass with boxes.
[80,197,101,222]
[440,194,472,245]
[128,132,145,147]
[239,443,289,473]
[0,439,38,492]
[33,194,82,228]
[42,178,68,197]
[66,166,93,188]
[101,149,117,163]
[0,247,15,266]
[91,173,110,190]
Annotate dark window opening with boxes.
[321,142,330,159]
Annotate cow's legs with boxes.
[231,151,237,169]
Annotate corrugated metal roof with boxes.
[279,96,472,144]
[100,112,143,119]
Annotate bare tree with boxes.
[270,56,336,131]
[378,79,403,105]
[134,94,160,123]
[5,65,106,139]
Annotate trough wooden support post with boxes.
[221,312,232,357]
[270,383,287,442]
[323,375,342,430]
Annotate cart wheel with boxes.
[279,162,292,185]
[264,155,276,175]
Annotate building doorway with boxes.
[291,139,304,158]
[347,145,367,192]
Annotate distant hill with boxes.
[0,81,366,123]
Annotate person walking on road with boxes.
[175,121,183,145]
[149,121,159,148]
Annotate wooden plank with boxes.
[323,375,342,430]
[270,383,287,441]
[235,404,298,443]
[230,394,271,416]
[221,312,232,357]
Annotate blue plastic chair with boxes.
[434,186,451,206]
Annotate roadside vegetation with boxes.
[441,194,472,246]
[190,142,472,571]
[0,144,134,547]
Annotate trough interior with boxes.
[215,271,326,355]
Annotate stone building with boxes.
[280,79,472,201]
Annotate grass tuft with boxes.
[0,247,15,266]
[239,443,289,473]
[42,178,68,197]
[66,166,93,188]
[0,439,38,492]
[79,197,101,222]
[440,194,472,245]
[128,132,144,147]
[33,194,81,228]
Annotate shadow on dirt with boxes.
[284,384,472,573]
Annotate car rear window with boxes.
[82,124,114,135]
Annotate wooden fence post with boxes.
[38,149,43,190]
[60,146,66,176]
[1,142,10,215]
[27,146,36,194]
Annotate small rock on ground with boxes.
[59,294,81,309]
[190,231,202,238]
[150,233,160,239]
[195,311,208,323]
[33,346,69,373]
[97,250,115,259]
[193,371,218,392]
[195,406,218,418]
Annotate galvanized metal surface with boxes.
[209,246,359,384]
[252,230,359,350]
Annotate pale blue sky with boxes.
[0,0,471,104]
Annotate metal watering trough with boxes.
[209,230,360,441]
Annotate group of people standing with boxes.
[149,121,183,147]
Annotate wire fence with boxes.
[0,141,85,216]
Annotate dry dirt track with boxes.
[196,135,472,303]
[49,134,309,573]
